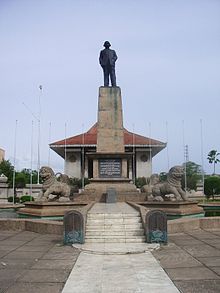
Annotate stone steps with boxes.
[87,213,139,219]
[86,230,144,236]
[85,209,145,243]
[86,218,141,224]
[86,224,143,230]
[85,236,146,243]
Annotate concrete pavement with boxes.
[62,251,179,293]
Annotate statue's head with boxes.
[40,166,55,181]
[103,41,111,48]
[168,166,184,180]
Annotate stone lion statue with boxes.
[143,166,188,202]
[38,166,71,202]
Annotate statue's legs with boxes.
[110,66,116,87]
[102,65,116,87]
[103,67,109,86]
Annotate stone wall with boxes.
[136,150,152,178]
[0,185,42,201]
[0,217,219,235]
[65,152,81,178]
[168,217,220,233]
[0,219,63,235]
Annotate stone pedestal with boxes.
[97,87,124,153]
[17,202,88,218]
[82,86,137,200]
[91,87,129,181]
[140,201,204,219]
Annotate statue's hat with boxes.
[103,41,111,47]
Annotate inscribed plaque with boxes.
[99,159,121,178]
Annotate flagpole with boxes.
[37,85,42,184]
[30,120,34,196]
[132,123,135,182]
[12,120,18,204]
[182,120,187,193]
[149,122,152,175]
[165,121,170,171]
[48,122,51,166]
[64,122,67,173]
[82,123,85,190]
[200,119,205,196]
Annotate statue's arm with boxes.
[99,51,103,65]
[113,50,117,62]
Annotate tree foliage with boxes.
[0,159,14,186]
[0,160,39,187]
[181,161,202,191]
[204,176,220,199]
[135,177,147,188]
[69,177,89,189]
[207,150,220,174]
[15,169,39,188]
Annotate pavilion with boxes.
[50,123,166,180]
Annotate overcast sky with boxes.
[0,0,219,175]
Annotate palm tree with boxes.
[207,150,220,174]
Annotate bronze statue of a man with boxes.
[99,41,117,87]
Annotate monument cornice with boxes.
[86,152,133,159]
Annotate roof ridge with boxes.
[50,123,165,146]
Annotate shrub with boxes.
[15,173,26,188]
[135,177,147,188]
[69,177,90,189]
[204,176,220,199]
[20,195,35,203]
[7,196,20,203]
[159,172,167,182]
[181,161,202,191]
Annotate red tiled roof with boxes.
[50,123,165,147]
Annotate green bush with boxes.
[79,178,90,188]
[204,176,220,199]
[0,159,14,187]
[159,172,167,182]
[7,196,20,203]
[15,173,26,188]
[135,177,147,188]
[181,161,202,191]
[20,195,35,203]
[69,177,90,189]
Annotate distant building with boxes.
[50,123,166,179]
[0,148,5,162]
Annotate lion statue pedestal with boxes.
[17,166,88,218]
[140,166,203,218]
[37,166,71,202]
[142,166,189,202]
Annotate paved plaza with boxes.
[153,228,220,293]
[0,228,220,292]
[0,230,79,293]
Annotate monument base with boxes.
[139,201,204,219]
[17,201,89,218]
[74,181,146,202]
